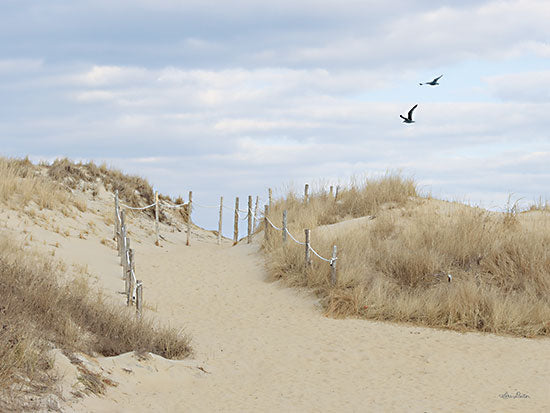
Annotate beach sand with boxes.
[2,192,549,412]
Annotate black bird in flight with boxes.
[400,104,418,123]
[419,75,443,86]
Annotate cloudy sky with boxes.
[1,0,550,233]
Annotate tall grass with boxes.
[0,157,71,211]
[263,174,550,337]
[0,236,191,409]
[0,156,172,221]
[47,158,156,209]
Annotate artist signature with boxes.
[499,391,530,399]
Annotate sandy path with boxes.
[67,227,550,413]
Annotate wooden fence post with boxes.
[128,274,135,306]
[122,227,128,267]
[253,195,259,230]
[334,186,340,203]
[126,248,134,305]
[304,183,309,204]
[247,195,252,244]
[118,223,123,260]
[264,205,269,242]
[119,210,126,263]
[305,229,311,267]
[233,197,239,245]
[187,190,192,246]
[155,190,160,246]
[268,188,272,212]
[114,190,119,242]
[136,280,143,318]
[118,209,125,257]
[329,185,334,198]
[218,196,223,245]
[129,271,135,306]
[282,210,287,244]
[123,237,130,280]
[330,245,338,286]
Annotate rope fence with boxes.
[114,183,341,293]
[119,202,156,210]
[113,190,143,318]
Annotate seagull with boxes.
[400,104,418,123]
[420,75,443,86]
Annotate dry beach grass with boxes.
[263,174,550,337]
[0,157,191,410]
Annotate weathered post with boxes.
[155,190,160,246]
[136,280,143,318]
[218,196,223,245]
[330,245,338,286]
[305,229,311,267]
[123,237,130,280]
[114,190,120,242]
[253,195,259,230]
[120,231,127,268]
[119,210,126,262]
[304,183,309,204]
[268,188,273,212]
[282,210,287,244]
[334,186,340,203]
[233,197,239,245]
[128,270,135,306]
[186,190,192,246]
[118,209,126,257]
[329,185,334,198]
[247,195,252,244]
[264,205,269,242]
[126,248,134,305]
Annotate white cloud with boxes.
[77,65,151,86]
[74,90,116,102]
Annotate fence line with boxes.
[115,182,339,284]
[114,190,143,318]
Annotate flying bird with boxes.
[400,104,418,123]
[419,75,443,86]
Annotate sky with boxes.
[1,0,550,235]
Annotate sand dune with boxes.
[72,234,549,412]
[3,190,549,412]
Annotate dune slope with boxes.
[68,226,549,412]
